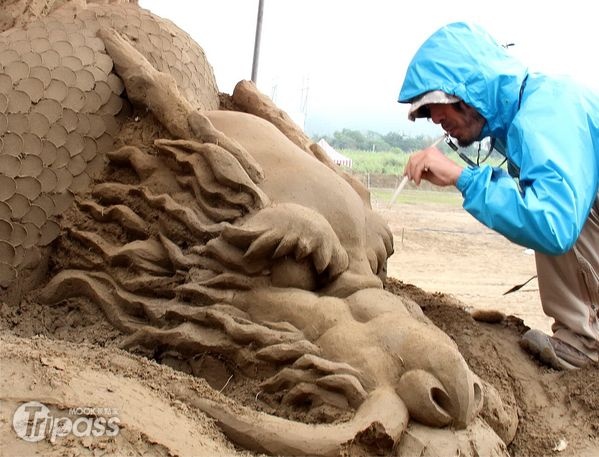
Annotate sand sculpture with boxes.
[0,1,515,455]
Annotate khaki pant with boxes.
[535,195,599,361]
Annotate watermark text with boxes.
[12,401,120,443]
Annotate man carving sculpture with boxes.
[399,22,599,369]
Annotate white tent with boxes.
[317,139,352,168]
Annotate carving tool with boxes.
[387,134,446,208]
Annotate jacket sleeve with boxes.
[456,98,598,255]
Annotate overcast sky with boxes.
[139,0,597,137]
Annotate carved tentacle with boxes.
[69,229,172,275]
[260,368,319,393]
[260,353,369,411]
[197,238,270,275]
[155,139,269,210]
[78,199,149,239]
[176,385,408,457]
[187,111,264,184]
[98,27,195,140]
[177,176,244,222]
[107,146,163,180]
[120,322,240,356]
[92,183,228,237]
[256,340,322,363]
[39,270,154,333]
[316,374,368,409]
[154,142,254,210]
[282,383,350,410]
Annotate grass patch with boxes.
[342,149,506,175]
[370,188,463,206]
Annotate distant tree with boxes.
[364,130,392,152]
[312,129,456,153]
[318,129,389,151]
[381,132,406,149]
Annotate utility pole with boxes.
[251,0,264,83]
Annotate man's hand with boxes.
[403,146,463,186]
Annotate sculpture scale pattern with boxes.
[0,0,218,288]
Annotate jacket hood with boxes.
[399,22,528,140]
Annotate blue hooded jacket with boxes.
[399,22,599,255]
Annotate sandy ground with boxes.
[378,193,552,334]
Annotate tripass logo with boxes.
[12,401,120,443]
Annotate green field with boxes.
[341,149,506,175]
[370,187,463,206]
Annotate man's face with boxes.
[428,102,485,147]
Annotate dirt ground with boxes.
[378,194,551,334]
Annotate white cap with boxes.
[408,90,460,121]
